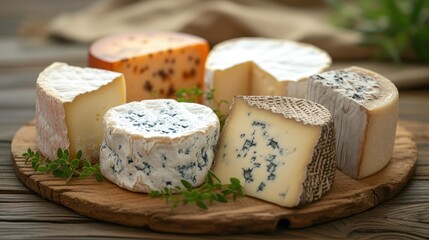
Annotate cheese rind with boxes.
[307,66,399,179]
[204,38,331,114]
[100,99,220,192]
[213,96,336,207]
[36,62,126,162]
[89,31,209,102]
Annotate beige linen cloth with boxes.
[48,0,429,88]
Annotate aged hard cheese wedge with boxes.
[205,38,331,114]
[89,32,209,102]
[213,96,336,207]
[100,99,220,193]
[36,62,126,163]
[307,67,399,179]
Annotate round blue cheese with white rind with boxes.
[100,99,220,193]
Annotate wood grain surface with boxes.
[1,1,429,238]
[10,121,417,234]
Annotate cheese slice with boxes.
[306,66,399,179]
[100,99,220,193]
[204,38,331,114]
[36,62,126,163]
[89,31,209,102]
[212,96,336,207]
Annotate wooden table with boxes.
[1,1,429,239]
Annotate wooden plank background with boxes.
[1,0,428,238]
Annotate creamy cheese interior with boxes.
[205,38,331,115]
[65,77,126,161]
[213,98,322,207]
[35,62,126,163]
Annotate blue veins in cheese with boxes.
[307,66,399,179]
[100,99,220,193]
[212,96,336,207]
[35,62,126,163]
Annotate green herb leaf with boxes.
[208,170,221,183]
[328,0,429,63]
[175,85,203,103]
[31,161,37,169]
[196,201,208,209]
[230,177,241,187]
[95,172,104,182]
[77,150,82,160]
[216,193,228,203]
[53,169,65,178]
[181,179,193,191]
[63,149,69,160]
[149,170,244,210]
[66,169,74,182]
[23,148,103,183]
[49,163,58,171]
[57,148,63,158]
[83,160,91,168]
[36,166,48,173]
[79,173,90,179]
[71,159,79,169]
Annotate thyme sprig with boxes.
[23,148,103,183]
[175,86,204,103]
[149,170,244,209]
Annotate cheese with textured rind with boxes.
[204,38,331,114]
[213,96,336,207]
[307,66,399,179]
[89,31,209,102]
[36,62,126,163]
[100,99,220,193]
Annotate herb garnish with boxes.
[149,170,244,209]
[23,148,103,183]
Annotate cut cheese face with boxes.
[36,62,126,163]
[205,38,331,114]
[307,66,399,179]
[89,31,209,102]
[213,96,336,207]
[100,99,220,193]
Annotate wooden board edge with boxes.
[10,121,418,235]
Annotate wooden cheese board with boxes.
[11,120,417,234]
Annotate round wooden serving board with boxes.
[11,121,417,234]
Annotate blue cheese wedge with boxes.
[307,66,399,179]
[100,99,220,193]
[212,96,336,207]
[36,62,126,163]
[204,38,331,114]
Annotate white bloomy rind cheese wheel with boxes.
[100,99,220,193]
[306,66,399,179]
[204,38,331,114]
[36,62,126,163]
[213,96,336,207]
[89,31,209,102]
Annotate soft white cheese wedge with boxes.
[213,96,336,207]
[204,38,331,114]
[100,99,220,193]
[306,66,399,179]
[36,62,126,163]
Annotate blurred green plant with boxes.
[327,0,429,63]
